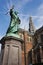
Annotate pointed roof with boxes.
[29,16,36,35]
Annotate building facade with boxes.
[18,18,43,65]
[18,17,35,65]
[28,26,43,65]
[18,28,33,65]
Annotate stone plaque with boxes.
[2,45,9,65]
[8,45,19,65]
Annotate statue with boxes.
[6,7,21,38]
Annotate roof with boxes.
[19,28,34,36]
[34,26,43,35]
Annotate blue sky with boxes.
[0,0,43,39]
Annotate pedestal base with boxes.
[0,36,23,65]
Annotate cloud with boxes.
[0,35,3,40]
[37,3,43,16]
[15,0,32,10]
[32,3,43,29]
[19,15,29,30]
[6,0,43,30]
[19,3,43,30]
[33,17,43,29]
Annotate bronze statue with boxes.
[6,7,21,37]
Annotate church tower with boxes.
[29,16,36,34]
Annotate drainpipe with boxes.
[23,30,26,65]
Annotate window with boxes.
[19,33,23,39]
[37,35,41,43]
[27,37,32,42]
[30,38,32,42]
[41,34,43,42]
[27,37,29,41]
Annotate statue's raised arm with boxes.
[6,8,21,38]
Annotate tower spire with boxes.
[29,16,35,34]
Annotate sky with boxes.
[0,0,43,40]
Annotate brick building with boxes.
[18,28,33,65]
[18,17,43,65]
[18,17,35,65]
[28,26,43,65]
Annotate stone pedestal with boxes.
[0,36,23,65]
